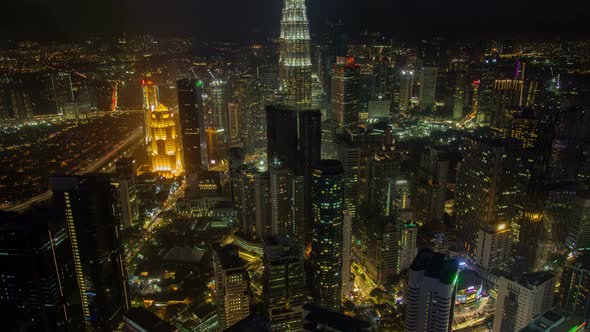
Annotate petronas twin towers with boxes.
[279,0,312,109]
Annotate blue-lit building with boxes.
[310,160,345,312]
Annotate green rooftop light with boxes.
[196,80,203,88]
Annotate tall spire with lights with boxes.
[279,0,312,109]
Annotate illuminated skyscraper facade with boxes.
[149,104,182,176]
[310,160,344,312]
[142,79,160,147]
[263,236,306,331]
[331,56,360,128]
[213,245,251,330]
[279,0,312,108]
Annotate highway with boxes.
[4,127,143,212]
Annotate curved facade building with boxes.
[310,160,344,311]
[279,0,312,109]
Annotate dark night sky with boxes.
[2,0,589,41]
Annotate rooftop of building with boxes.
[303,304,372,331]
[410,248,459,285]
[214,244,244,270]
[223,314,270,332]
[123,307,177,332]
[505,271,555,290]
[520,309,586,332]
[312,159,344,175]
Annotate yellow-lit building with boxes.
[142,79,160,147]
[149,104,182,177]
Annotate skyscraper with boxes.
[270,164,304,243]
[114,158,139,229]
[397,222,418,274]
[418,66,437,111]
[279,0,312,108]
[414,146,449,224]
[210,79,230,131]
[50,175,130,331]
[405,249,459,332]
[213,244,251,330]
[0,210,74,330]
[559,253,590,320]
[177,79,206,179]
[149,104,182,177]
[267,105,321,242]
[310,160,345,312]
[475,223,511,271]
[398,69,414,112]
[455,134,514,246]
[263,236,306,331]
[142,79,160,147]
[331,56,360,128]
[566,192,590,251]
[493,272,555,332]
[255,171,272,239]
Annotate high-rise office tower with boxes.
[368,149,400,216]
[361,215,398,288]
[142,79,160,147]
[213,244,251,330]
[397,222,418,274]
[453,71,467,119]
[493,272,555,332]
[414,146,449,224]
[310,160,345,312]
[177,79,206,180]
[321,119,339,160]
[392,178,412,215]
[341,211,353,298]
[51,72,76,118]
[149,104,182,177]
[278,0,312,108]
[490,79,524,136]
[114,158,139,229]
[267,105,321,242]
[235,75,264,153]
[51,175,130,330]
[331,56,360,128]
[263,236,306,331]
[255,171,272,239]
[418,66,437,111]
[210,79,230,131]
[398,69,414,111]
[566,192,590,251]
[559,253,590,320]
[270,164,304,243]
[0,211,74,330]
[477,56,500,125]
[234,166,258,237]
[9,89,34,121]
[205,127,225,167]
[405,249,459,332]
[455,134,513,246]
[475,223,511,271]
[336,138,361,215]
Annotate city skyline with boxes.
[1,0,590,331]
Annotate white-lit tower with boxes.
[279,0,312,109]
